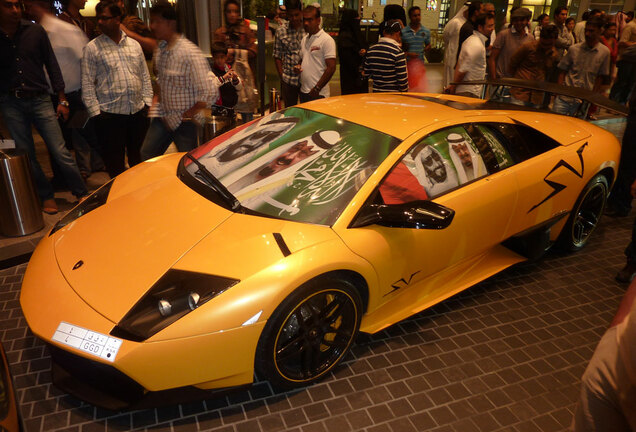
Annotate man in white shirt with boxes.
[82,0,152,177]
[449,13,495,98]
[295,5,336,102]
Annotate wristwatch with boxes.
[59,100,70,108]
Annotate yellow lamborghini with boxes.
[20,89,622,409]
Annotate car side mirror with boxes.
[352,200,455,229]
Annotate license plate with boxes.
[52,322,122,363]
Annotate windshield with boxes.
[183,107,401,225]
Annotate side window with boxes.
[464,124,513,172]
[379,126,489,205]
[485,123,559,163]
[469,124,514,170]
[515,125,560,155]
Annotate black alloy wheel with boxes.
[256,277,362,389]
[558,174,608,251]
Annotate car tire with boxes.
[557,173,608,252]
[255,276,362,390]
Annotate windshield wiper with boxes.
[184,153,241,211]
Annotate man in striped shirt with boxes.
[363,20,408,93]
[140,2,215,160]
[81,0,152,178]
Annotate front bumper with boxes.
[49,345,250,410]
[21,234,264,405]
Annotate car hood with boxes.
[53,165,337,324]
[53,171,235,323]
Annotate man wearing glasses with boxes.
[81,0,152,178]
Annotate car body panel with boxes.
[54,172,233,323]
[23,233,263,391]
[19,93,622,403]
[358,244,526,333]
[22,223,378,391]
[106,153,184,200]
[298,94,456,139]
[505,111,592,144]
[155,233,379,341]
[339,167,519,311]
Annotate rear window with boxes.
[484,123,559,163]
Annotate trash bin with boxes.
[0,149,44,237]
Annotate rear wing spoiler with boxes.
[450,79,629,118]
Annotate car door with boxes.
[474,122,585,239]
[339,124,519,314]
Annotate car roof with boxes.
[299,94,464,140]
[300,93,595,144]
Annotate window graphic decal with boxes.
[186,108,401,225]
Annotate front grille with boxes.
[47,344,241,410]
[48,345,145,411]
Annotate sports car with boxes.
[20,89,622,410]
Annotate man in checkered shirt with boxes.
[81,0,152,178]
[140,2,216,160]
[274,0,305,107]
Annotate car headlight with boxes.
[49,179,114,235]
[110,270,239,342]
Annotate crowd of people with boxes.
[0,0,223,214]
[269,0,636,110]
[0,0,635,215]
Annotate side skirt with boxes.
[359,245,526,334]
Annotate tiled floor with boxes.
[1,211,632,432]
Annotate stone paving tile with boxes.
[0,213,632,431]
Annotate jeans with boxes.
[140,118,199,161]
[553,97,582,117]
[509,96,539,108]
[239,112,254,123]
[0,92,87,201]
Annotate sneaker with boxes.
[615,261,636,283]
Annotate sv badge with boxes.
[386,271,421,296]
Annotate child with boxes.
[210,42,242,109]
